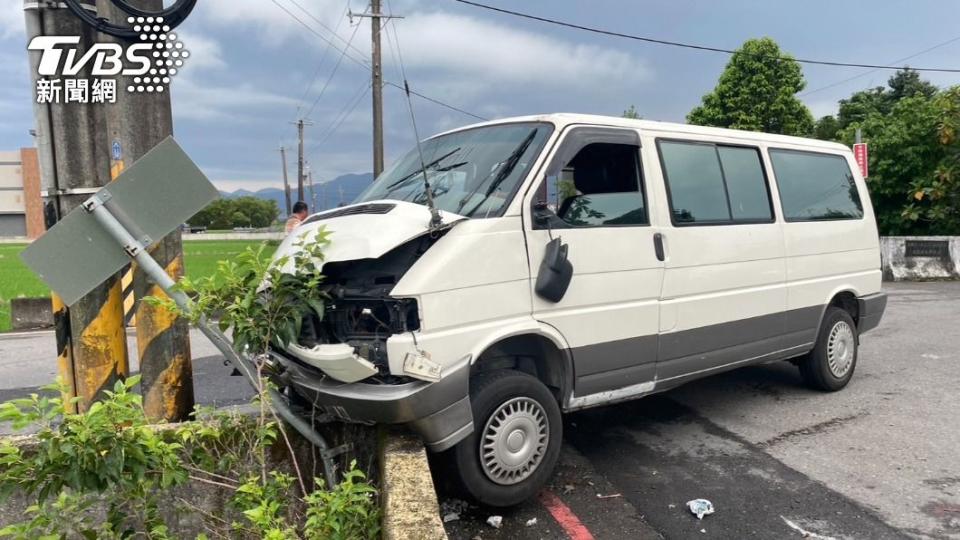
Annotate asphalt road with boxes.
[1,282,958,538]
[0,327,254,415]
[441,282,960,539]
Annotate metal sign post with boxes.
[22,138,339,488]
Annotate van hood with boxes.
[272,200,465,270]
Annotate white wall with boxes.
[880,236,960,281]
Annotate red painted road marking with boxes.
[539,490,595,540]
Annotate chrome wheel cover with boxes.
[827,320,855,378]
[480,397,549,485]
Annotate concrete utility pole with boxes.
[371,0,384,178]
[307,169,316,212]
[24,0,129,411]
[295,119,312,201]
[279,145,292,215]
[352,1,400,178]
[100,0,193,422]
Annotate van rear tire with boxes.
[450,369,562,507]
[800,307,858,391]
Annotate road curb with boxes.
[379,427,448,540]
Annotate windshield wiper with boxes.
[385,147,462,191]
[456,129,538,216]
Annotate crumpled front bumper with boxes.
[283,342,378,383]
[271,351,473,452]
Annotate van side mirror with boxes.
[533,200,553,225]
[535,237,573,303]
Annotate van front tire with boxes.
[450,369,562,507]
[800,307,858,391]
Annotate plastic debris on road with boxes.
[486,515,503,529]
[525,517,538,527]
[687,499,715,520]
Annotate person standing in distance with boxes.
[285,201,309,234]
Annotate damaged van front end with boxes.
[267,201,474,451]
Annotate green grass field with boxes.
[0,240,276,332]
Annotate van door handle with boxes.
[653,233,665,262]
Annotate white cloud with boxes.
[175,30,226,71]
[390,12,648,91]
[186,3,647,92]
[0,2,23,39]
[194,0,356,48]
[207,177,282,193]
[171,77,299,121]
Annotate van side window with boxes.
[769,149,864,221]
[542,143,647,227]
[658,140,772,224]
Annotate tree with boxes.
[813,115,840,141]
[189,197,280,229]
[840,95,941,234]
[888,68,937,102]
[836,68,937,130]
[687,37,813,136]
[622,105,642,119]
[838,85,960,235]
[901,86,960,233]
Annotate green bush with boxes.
[0,378,380,539]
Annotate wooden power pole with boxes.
[371,0,384,178]
[353,1,401,178]
[294,119,312,202]
[279,145,292,215]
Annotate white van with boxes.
[269,113,887,506]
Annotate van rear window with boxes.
[658,140,773,225]
[769,149,864,221]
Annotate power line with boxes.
[801,35,960,97]
[293,1,351,120]
[270,0,486,120]
[301,7,367,120]
[309,79,373,154]
[385,82,487,120]
[269,0,369,67]
[453,0,960,74]
[287,0,370,64]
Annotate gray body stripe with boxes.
[576,362,657,397]
[570,305,824,397]
[570,334,657,396]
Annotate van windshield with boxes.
[355,122,553,218]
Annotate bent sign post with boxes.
[20,138,340,488]
[22,137,216,305]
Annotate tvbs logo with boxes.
[29,36,153,77]
[29,17,189,104]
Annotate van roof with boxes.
[435,113,850,153]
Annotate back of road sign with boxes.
[21,137,219,305]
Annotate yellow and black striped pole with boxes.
[68,275,129,410]
[101,0,194,422]
[30,1,130,412]
[133,236,194,421]
[51,294,77,414]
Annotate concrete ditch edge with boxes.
[379,427,448,540]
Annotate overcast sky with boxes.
[1,0,959,191]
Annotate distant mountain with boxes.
[220,172,374,215]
